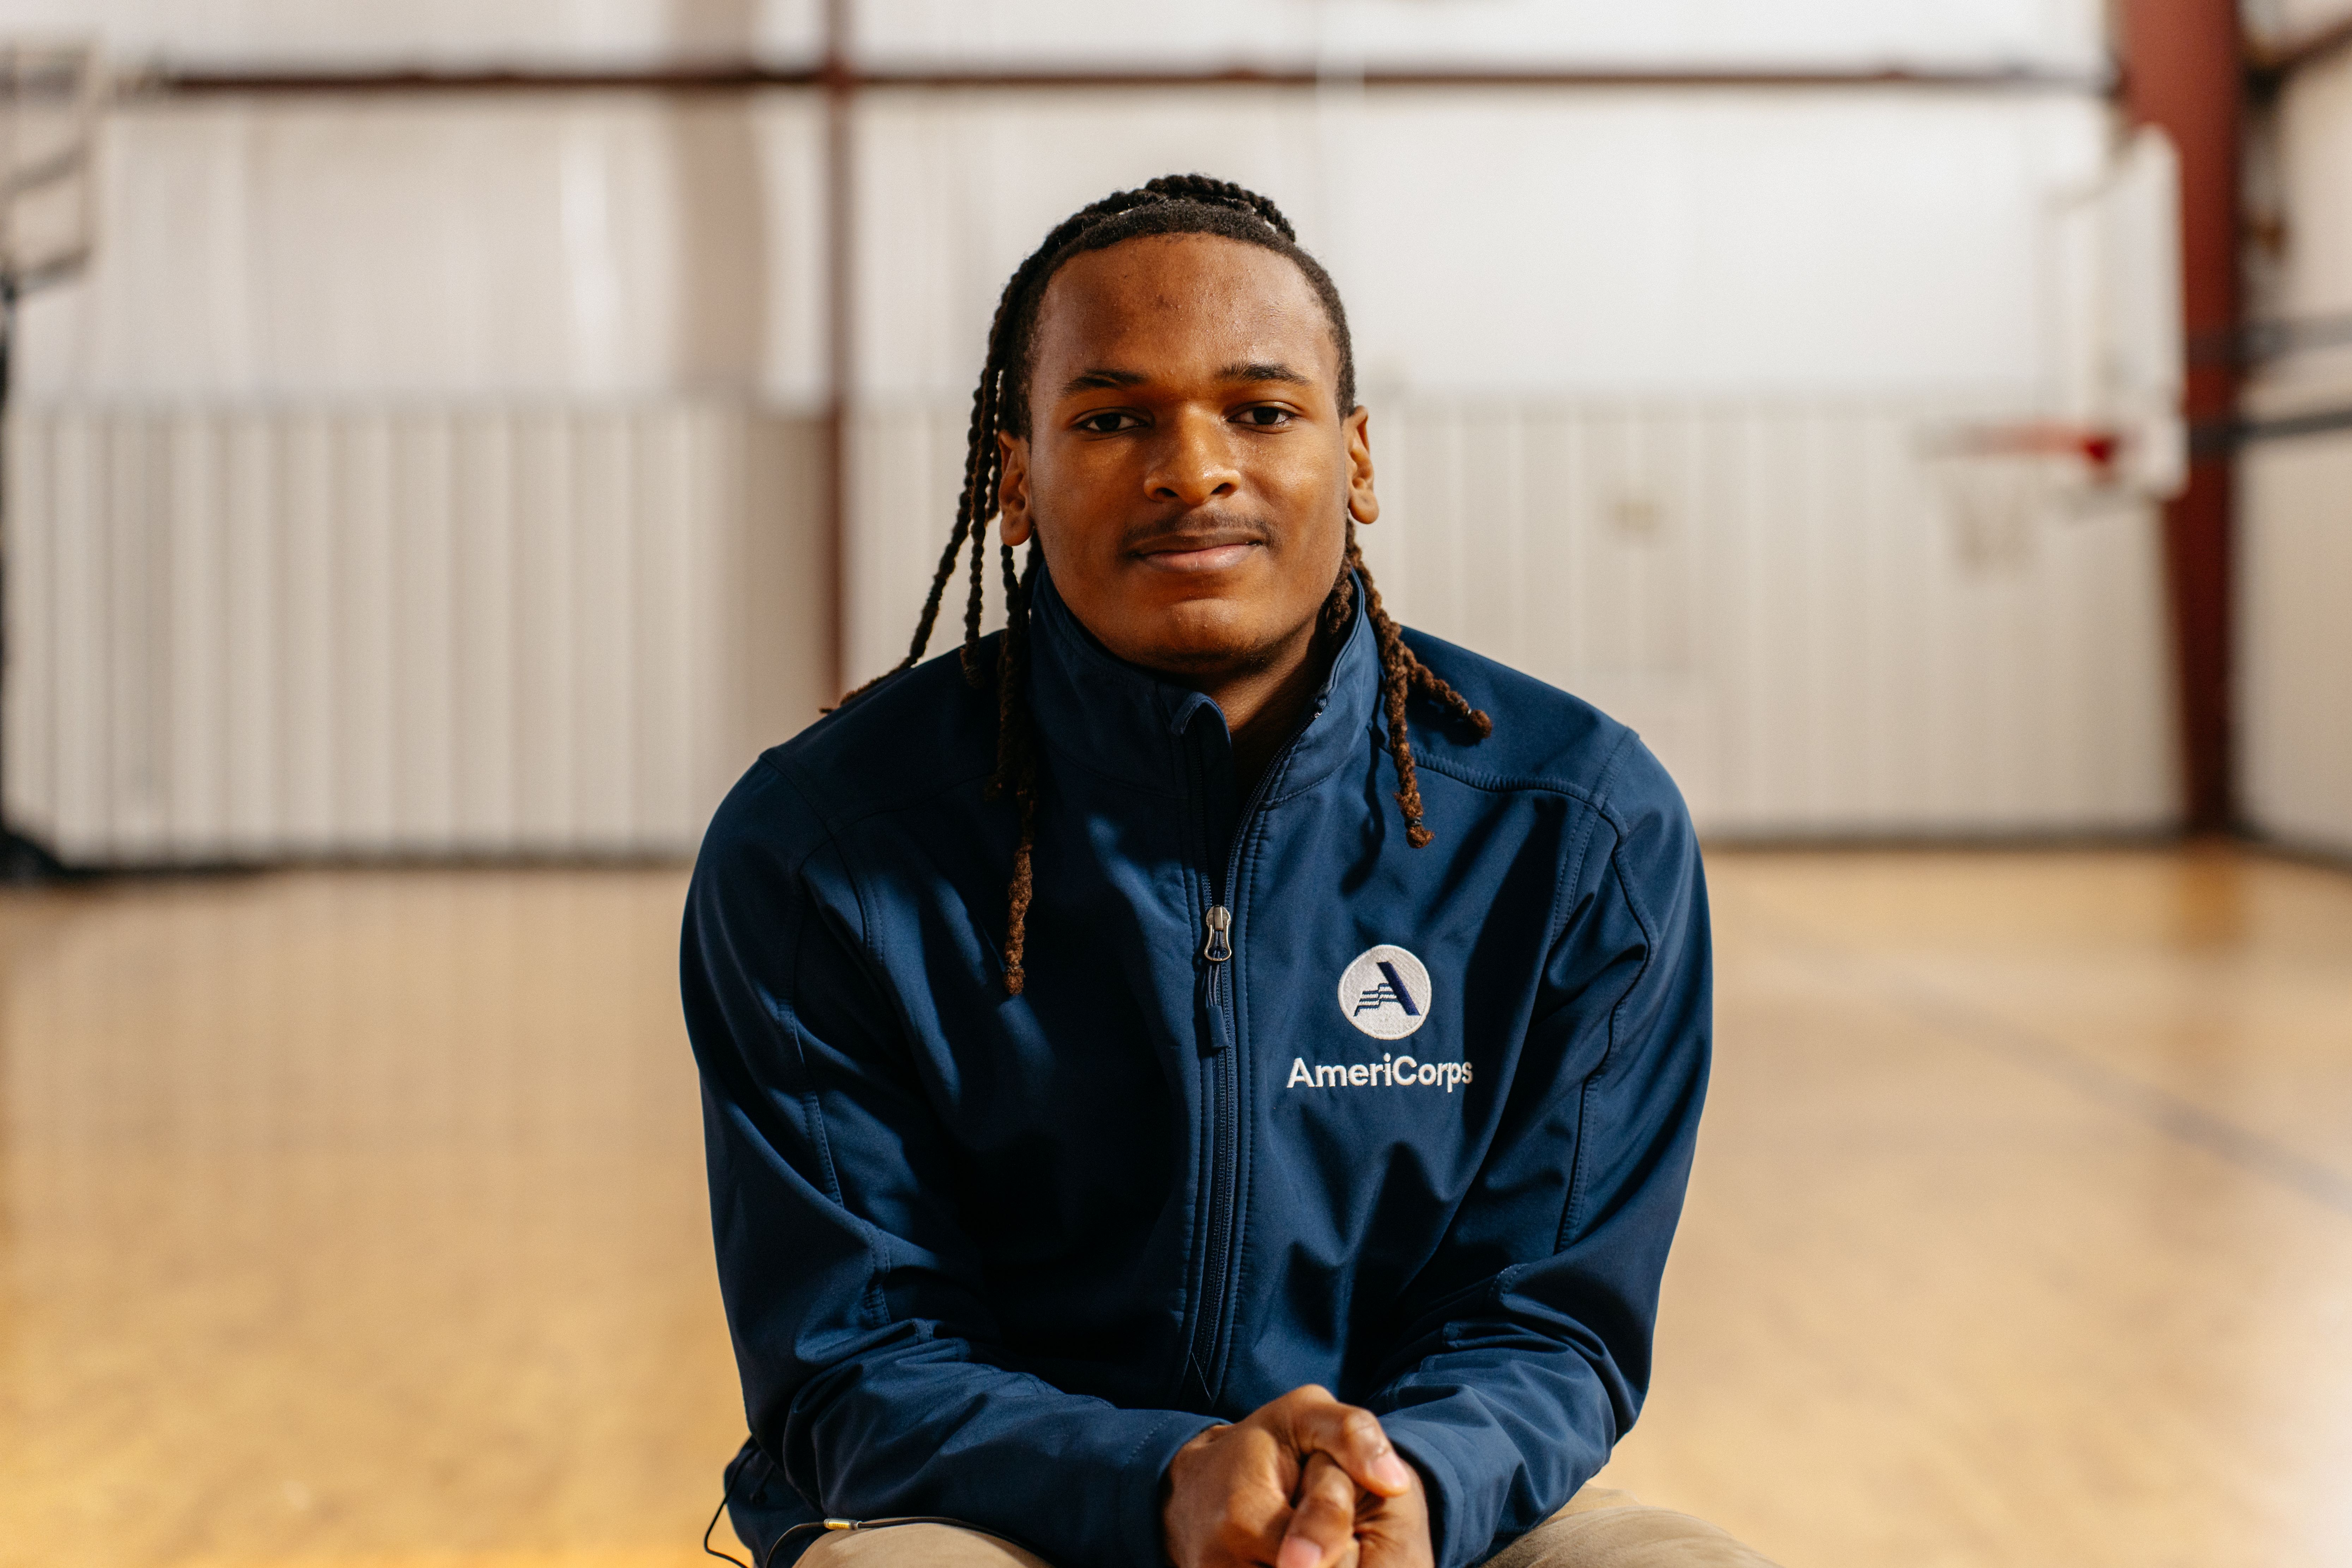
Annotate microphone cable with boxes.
[701,1439,1053,1568]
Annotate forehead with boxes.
[1029,233,1337,384]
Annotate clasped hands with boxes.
[1162,1385,1434,1568]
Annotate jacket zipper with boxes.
[1184,724,1309,1401]
[1201,905,1232,962]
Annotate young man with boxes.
[684,176,1771,1568]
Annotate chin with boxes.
[1124,607,1285,675]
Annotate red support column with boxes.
[2120,0,2242,832]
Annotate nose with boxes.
[1144,408,1241,508]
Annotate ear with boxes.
[997,431,1035,545]
[1344,406,1379,525]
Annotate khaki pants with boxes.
[795,1485,1782,1567]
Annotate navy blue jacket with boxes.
[682,571,1711,1568]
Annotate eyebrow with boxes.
[1060,367,1149,395]
[1218,361,1312,386]
[1056,361,1316,398]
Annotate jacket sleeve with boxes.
[1368,738,1712,1568]
[682,761,1216,1568]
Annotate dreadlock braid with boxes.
[1336,522,1492,849]
[837,175,1490,992]
[991,544,1044,992]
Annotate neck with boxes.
[1186,618,1336,793]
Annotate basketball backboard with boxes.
[0,41,98,295]
[1920,125,2188,567]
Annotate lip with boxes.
[1132,540,1261,573]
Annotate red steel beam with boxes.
[2122,0,2242,833]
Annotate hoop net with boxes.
[1919,417,2177,571]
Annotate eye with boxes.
[1234,405,1295,428]
[1075,410,1143,434]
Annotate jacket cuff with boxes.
[1118,1410,1224,1567]
[1377,1410,1496,1568]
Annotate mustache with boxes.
[1120,510,1278,554]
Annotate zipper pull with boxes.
[1201,905,1233,963]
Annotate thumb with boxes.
[1290,1398,1415,1500]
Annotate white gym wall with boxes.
[2239,1,2352,859]
[0,0,2204,861]
[843,85,2175,836]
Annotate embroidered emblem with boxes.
[1337,945,1431,1041]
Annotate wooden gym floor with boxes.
[1,846,2348,1568]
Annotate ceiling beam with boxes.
[127,61,2116,97]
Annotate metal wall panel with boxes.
[2241,432,2352,857]
[850,90,2107,404]
[2239,47,2352,857]
[846,396,2179,837]
[852,0,2105,72]
[5,403,824,864]
[15,393,2181,863]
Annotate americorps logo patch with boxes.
[1337,945,1431,1040]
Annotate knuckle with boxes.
[1311,1473,1357,1512]
[1296,1505,1350,1543]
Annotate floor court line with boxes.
[1858,958,2352,1220]
[1734,895,2352,1221]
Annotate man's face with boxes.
[997,233,1378,681]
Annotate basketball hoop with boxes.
[1930,419,2126,479]
[1916,126,2188,574]
[1917,419,2146,572]
[1920,408,2186,570]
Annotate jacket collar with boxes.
[1027,563,1380,798]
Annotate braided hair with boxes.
[843,174,1491,994]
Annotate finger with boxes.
[1290,1398,1415,1498]
[1207,1427,1298,1555]
[1349,1474,1434,1568]
[1277,1451,1362,1568]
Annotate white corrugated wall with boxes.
[8,87,830,863]
[11,0,2192,862]
[5,404,823,862]
[2242,435,2352,855]
[2240,29,2352,857]
[849,397,2176,838]
[841,82,2178,838]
